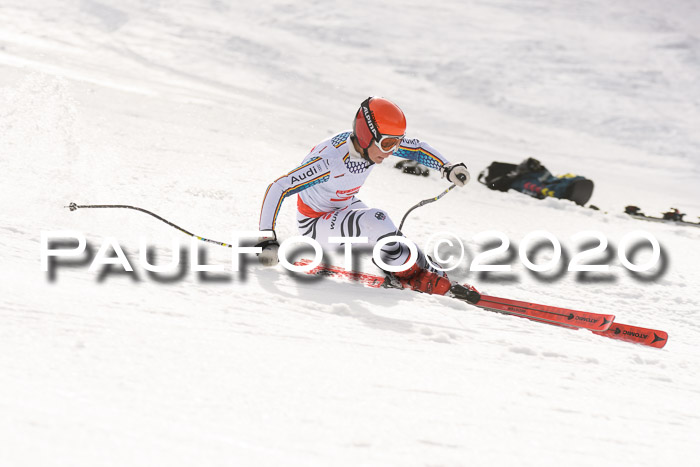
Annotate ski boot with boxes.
[392,262,451,295]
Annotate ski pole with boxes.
[68,173,466,244]
[64,202,233,248]
[397,182,458,232]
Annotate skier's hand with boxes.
[441,162,470,187]
[255,233,279,267]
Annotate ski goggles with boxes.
[375,134,404,153]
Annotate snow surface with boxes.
[1,1,700,466]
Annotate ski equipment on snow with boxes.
[624,205,700,228]
[478,158,594,206]
[293,260,667,348]
[593,322,668,348]
[474,295,613,331]
[395,159,430,177]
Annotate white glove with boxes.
[441,162,470,187]
[255,233,279,266]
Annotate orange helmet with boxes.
[352,97,406,150]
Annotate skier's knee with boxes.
[366,208,390,223]
[361,208,395,235]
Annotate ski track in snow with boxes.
[1,1,699,466]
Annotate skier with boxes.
[255,97,470,295]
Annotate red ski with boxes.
[293,260,667,348]
[475,295,614,332]
[297,260,385,288]
[593,322,668,348]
